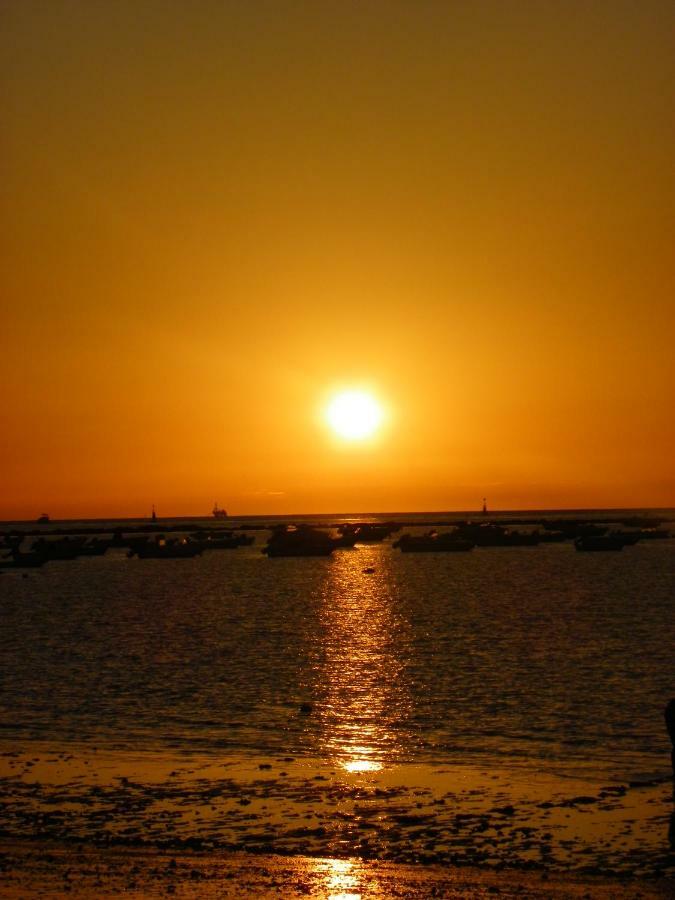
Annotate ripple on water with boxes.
[0,536,673,780]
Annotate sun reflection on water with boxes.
[307,854,394,898]
[342,757,382,774]
[314,545,412,773]
[322,857,361,899]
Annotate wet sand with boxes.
[2,841,674,898]
[2,743,675,896]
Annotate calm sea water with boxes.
[1,512,674,781]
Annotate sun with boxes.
[325,390,383,440]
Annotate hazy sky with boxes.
[2,1,674,518]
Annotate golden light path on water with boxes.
[316,858,362,900]
[308,856,383,900]
[315,544,412,775]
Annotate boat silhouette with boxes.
[190,530,254,549]
[263,525,336,557]
[574,535,624,552]
[454,523,540,547]
[129,537,203,559]
[394,531,475,552]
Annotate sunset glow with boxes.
[2,2,674,519]
[325,391,383,441]
[2,6,675,896]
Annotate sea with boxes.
[1,509,674,784]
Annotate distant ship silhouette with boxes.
[212,502,228,519]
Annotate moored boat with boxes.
[30,537,87,560]
[130,537,203,559]
[455,523,540,547]
[337,523,400,543]
[574,535,624,552]
[191,531,254,549]
[609,530,641,546]
[637,528,671,540]
[0,551,48,569]
[393,531,475,552]
[263,525,335,557]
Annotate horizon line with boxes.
[1,504,674,525]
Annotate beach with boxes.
[3,843,674,898]
[1,742,674,896]
[1,515,674,895]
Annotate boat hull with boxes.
[264,546,333,557]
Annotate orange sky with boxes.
[2,1,674,519]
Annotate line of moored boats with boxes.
[0,530,254,568]
[394,522,671,553]
[0,520,671,567]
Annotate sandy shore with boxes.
[2,840,675,898]
[1,743,674,896]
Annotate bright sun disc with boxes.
[326,390,383,440]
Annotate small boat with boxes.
[455,523,540,547]
[637,528,671,540]
[544,521,608,539]
[192,531,254,549]
[76,538,114,556]
[212,503,228,519]
[574,535,624,552]
[30,537,86,560]
[264,543,334,557]
[393,531,474,553]
[130,538,203,559]
[0,551,48,569]
[263,525,335,557]
[536,530,567,543]
[337,523,400,543]
[36,513,50,524]
[608,530,641,546]
[621,516,664,528]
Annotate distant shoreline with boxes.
[2,506,675,526]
